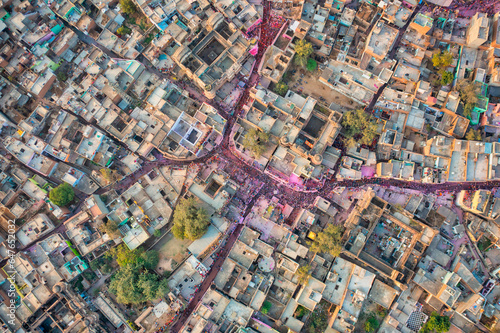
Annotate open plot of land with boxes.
[152,232,193,272]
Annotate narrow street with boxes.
[169,224,244,332]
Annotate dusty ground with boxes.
[354,299,387,333]
[152,232,192,272]
[284,63,362,111]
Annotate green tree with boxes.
[456,79,480,118]
[242,128,269,158]
[119,0,136,15]
[172,197,210,240]
[109,244,144,267]
[463,103,473,118]
[376,305,387,318]
[295,305,309,319]
[90,259,101,271]
[365,314,380,333]
[310,224,343,256]
[420,312,450,333]
[261,301,272,315]
[294,39,313,58]
[306,58,317,71]
[296,265,311,284]
[343,136,357,149]
[342,109,378,146]
[117,26,131,36]
[99,219,121,238]
[465,128,482,141]
[307,303,328,332]
[273,81,288,96]
[49,183,75,206]
[457,79,480,105]
[138,250,159,270]
[101,263,113,274]
[100,168,120,183]
[56,72,67,82]
[109,266,169,304]
[293,40,313,68]
[153,229,162,237]
[432,51,453,68]
[440,71,453,86]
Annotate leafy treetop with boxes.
[294,40,313,68]
[306,58,317,71]
[365,314,380,333]
[242,128,270,158]
[106,245,166,304]
[456,79,480,118]
[108,244,159,270]
[108,265,169,304]
[119,0,137,15]
[117,26,132,36]
[432,51,453,68]
[172,197,210,240]
[296,265,312,285]
[420,312,450,333]
[274,81,288,96]
[465,128,481,141]
[99,219,121,238]
[440,71,453,86]
[342,109,378,147]
[49,182,75,207]
[261,301,272,315]
[309,224,344,257]
[294,39,313,58]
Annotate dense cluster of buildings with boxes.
[0,0,499,330]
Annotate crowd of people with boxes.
[447,0,498,16]
[421,0,499,17]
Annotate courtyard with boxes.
[152,232,193,273]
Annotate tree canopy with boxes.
[261,301,272,315]
[56,72,68,82]
[274,81,288,96]
[119,0,136,15]
[107,245,166,304]
[432,51,453,68]
[295,40,313,58]
[342,109,378,147]
[296,265,311,285]
[108,244,159,270]
[306,58,317,71]
[365,314,380,333]
[242,128,270,158]
[294,40,313,68]
[90,256,113,274]
[465,128,482,141]
[440,71,453,86]
[172,197,210,240]
[420,312,450,333]
[100,168,120,183]
[117,26,131,36]
[49,183,75,206]
[99,219,121,238]
[109,265,169,304]
[456,79,480,118]
[309,224,343,256]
